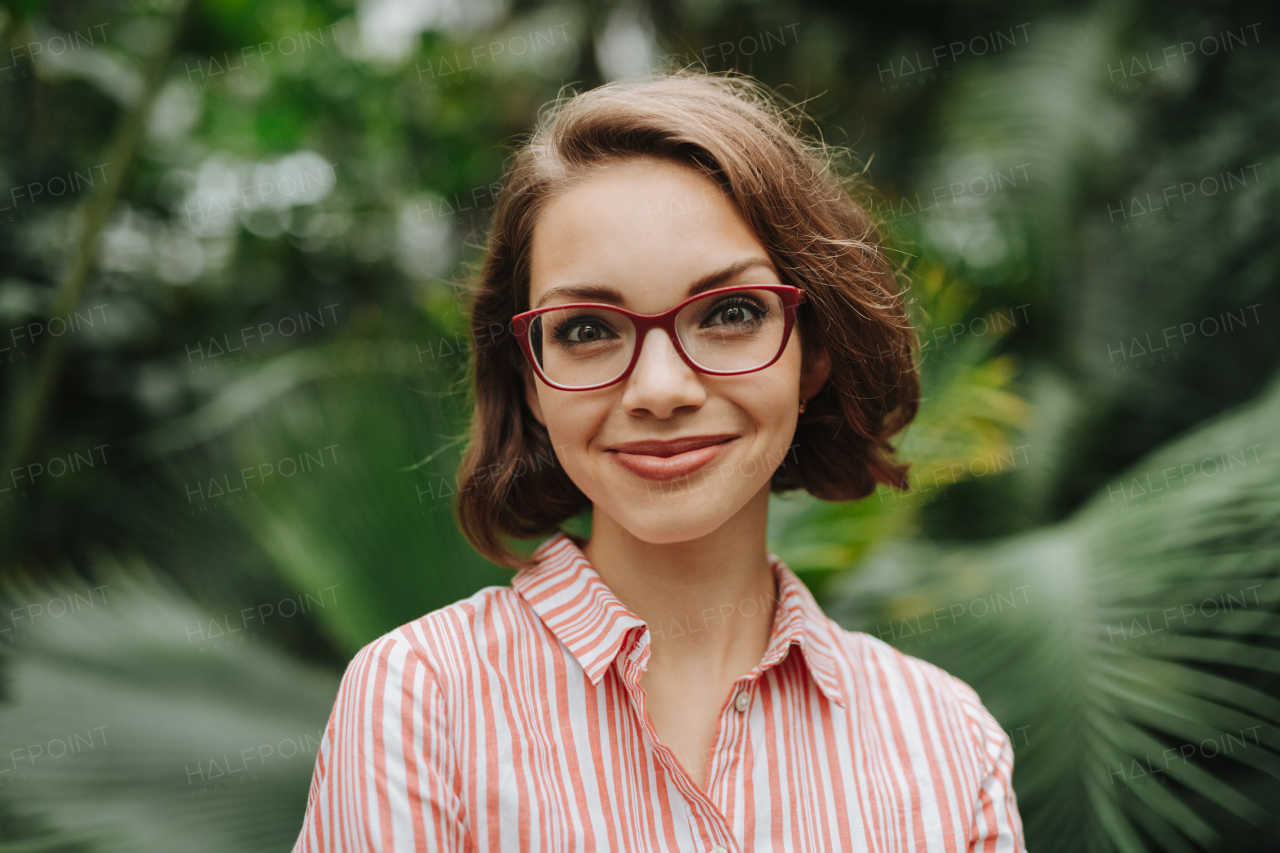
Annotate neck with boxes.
[580,488,779,681]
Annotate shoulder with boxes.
[823,619,1007,766]
[337,583,535,701]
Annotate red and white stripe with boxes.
[293,531,1026,852]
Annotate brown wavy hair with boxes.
[453,70,920,569]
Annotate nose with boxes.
[620,327,706,418]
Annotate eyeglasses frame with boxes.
[511,284,807,391]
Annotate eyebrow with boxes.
[534,258,777,310]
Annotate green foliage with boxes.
[0,563,336,852]
[0,0,1277,850]
[823,366,1280,853]
[769,263,1032,595]
[137,337,510,654]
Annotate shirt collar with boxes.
[512,530,847,708]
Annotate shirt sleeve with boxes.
[292,632,472,853]
[950,676,1028,853]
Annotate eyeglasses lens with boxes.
[529,288,788,388]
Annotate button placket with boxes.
[621,654,735,839]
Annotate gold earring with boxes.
[799,398,807,413]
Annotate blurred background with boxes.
[0,0,1277,849]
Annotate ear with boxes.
[524,367,547,427]
[800,344,831,401]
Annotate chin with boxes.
[599,492,744,545]
[617,517,726,546]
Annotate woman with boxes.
[293,71,1026,852]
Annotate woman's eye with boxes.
[568,324,604,342]
[705,299,766,326]
[553,316,616,343]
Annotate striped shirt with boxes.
[293,530,1026,852]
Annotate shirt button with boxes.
[710,847,729,853]
[733,690,750,712]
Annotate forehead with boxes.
[527,158,773,310]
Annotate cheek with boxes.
[756,355,805,439]
[767,342,805,406]
[539,396,617,502]
[539,392,603,454]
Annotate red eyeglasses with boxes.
[511,284,806,391]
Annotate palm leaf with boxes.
[821,366,1280,852]
[0,562,337,852]
[133,337,510,656]
[770,263,1031,595]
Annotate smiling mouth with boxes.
[607,436,738,482]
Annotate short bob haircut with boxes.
[455,70,920,570]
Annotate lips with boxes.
[609,434,738,457]
[607,434,738,482]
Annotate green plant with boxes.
[822,367,1280,853]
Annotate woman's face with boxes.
[524,157,829,544]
